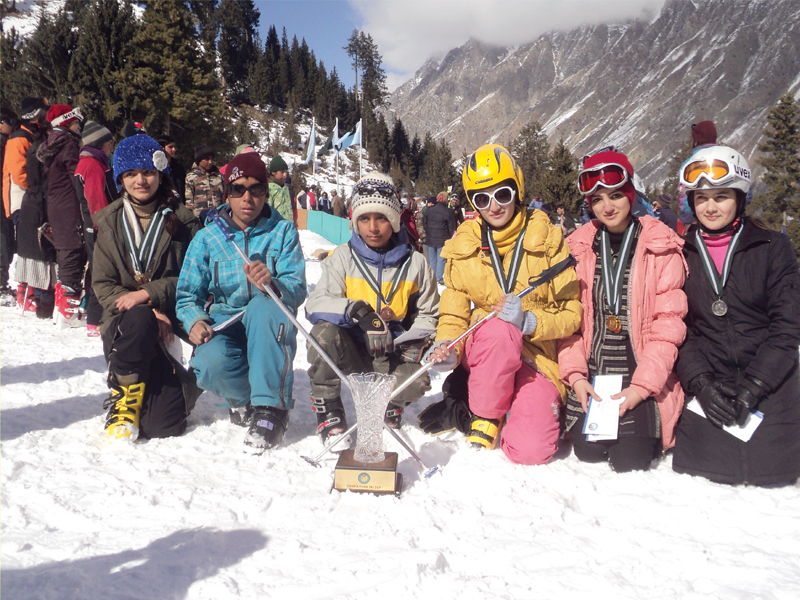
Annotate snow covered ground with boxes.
[3,229,800,600]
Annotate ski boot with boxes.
[466,415,504,450]
[103,373,146,442]
[311,397,351,449]
[244,406,289,454]
[53,283,84,328]
[384,402,405,429]
[228,402,254,427]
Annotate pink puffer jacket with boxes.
[557,216,688,448]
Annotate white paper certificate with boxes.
[582,375,624,442]
[685,398,764,442]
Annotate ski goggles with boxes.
[577,163,630,196]
[470,186,516,210]
[352,181,397,201]
[680,158,738,189]
[228,183,268,198]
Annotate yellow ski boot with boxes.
[104,374,145,442]
[466,415,504,449]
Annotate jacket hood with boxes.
[567,215,684,258]
[36,128,78,164]
[349,226,411,268]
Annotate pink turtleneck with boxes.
[701,230,734,274]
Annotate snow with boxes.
[3,230,800,599]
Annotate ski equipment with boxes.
[679,146,751,193]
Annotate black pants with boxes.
[56,247,85,291]
[83,231,102,326]
[572,413,660,473]
[104,306,187,439]
[0,209,15,288]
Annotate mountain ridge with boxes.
[384,0,800,185]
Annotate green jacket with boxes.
[269,181,293,222]
[92,197,200,336]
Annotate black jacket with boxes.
[674,219,800,485]
[17,139,55,263]
[422,202,456,247]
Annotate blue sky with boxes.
[255,0,666,92]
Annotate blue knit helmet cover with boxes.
[114,135,170,183]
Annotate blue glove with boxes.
[422,341,458,372]
[498,294,537,336]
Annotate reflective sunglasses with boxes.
[470,186,516,210]
[680,158,734,188]
[352,182,397,200]
[228,183,267,198]
[577,163,630,196]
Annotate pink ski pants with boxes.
[463,318,561,465]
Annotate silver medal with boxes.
[711,299,728,317]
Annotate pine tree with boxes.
[69,0,138,132]
[13,6,78,103]
[753,91,800,257]
[216,0,260,103]
[0,27,25,109]
[510,120,550,201]
[418,137,456,195]
[121,0,231,162]
[188,0,219,55]
[539,139,581,212]
[389,118,411,173]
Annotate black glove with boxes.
[348,300,393,357]
[418,366,472,435]
[733,377,769,426]
[692,374,738,429]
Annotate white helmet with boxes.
[679,145,751,194]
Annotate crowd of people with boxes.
[2,96,798,486]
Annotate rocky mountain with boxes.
[385,0,800,185]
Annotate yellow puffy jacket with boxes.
[436,208,581,400]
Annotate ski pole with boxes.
[207,210,438,476]
[304,254,577,466]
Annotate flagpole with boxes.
[359,120,363,180]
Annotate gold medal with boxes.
[606,315,622,333]
[134,273,149,285]
[380,306,396,321]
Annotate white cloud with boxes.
[350,0,666,90]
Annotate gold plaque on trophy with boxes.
[333,449,402,495]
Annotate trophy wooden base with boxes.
[332,449,402,496]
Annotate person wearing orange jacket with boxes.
[2,97,48,302]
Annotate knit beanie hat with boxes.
[114,135,170,183]
[269,154,288,173]
[1,107,17,124]
[225,152,268,184]
[20,97,47,121]
[691,121,717,147]
[582,150,636,206]
[47,104,83,128]
[81,121,113,148]
[656,193,672,208]
[350,171,401,232]
[437,191,448,203]
[194,144,214,162]
[235,144,256,155]
[123,121,147,138]
[156,134,175,146]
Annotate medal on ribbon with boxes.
[486,213,528,296]
[599,222,636,333]
[694,226,744,318]
[348,242,412,321]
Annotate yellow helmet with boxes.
[462,144,525,209]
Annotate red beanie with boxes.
[582,150,636,205]
[46,104,82,128]
[226,152,268,184]
[691,121,717,147]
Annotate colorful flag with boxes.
[317,118,338,158]
[304,119,316,164]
